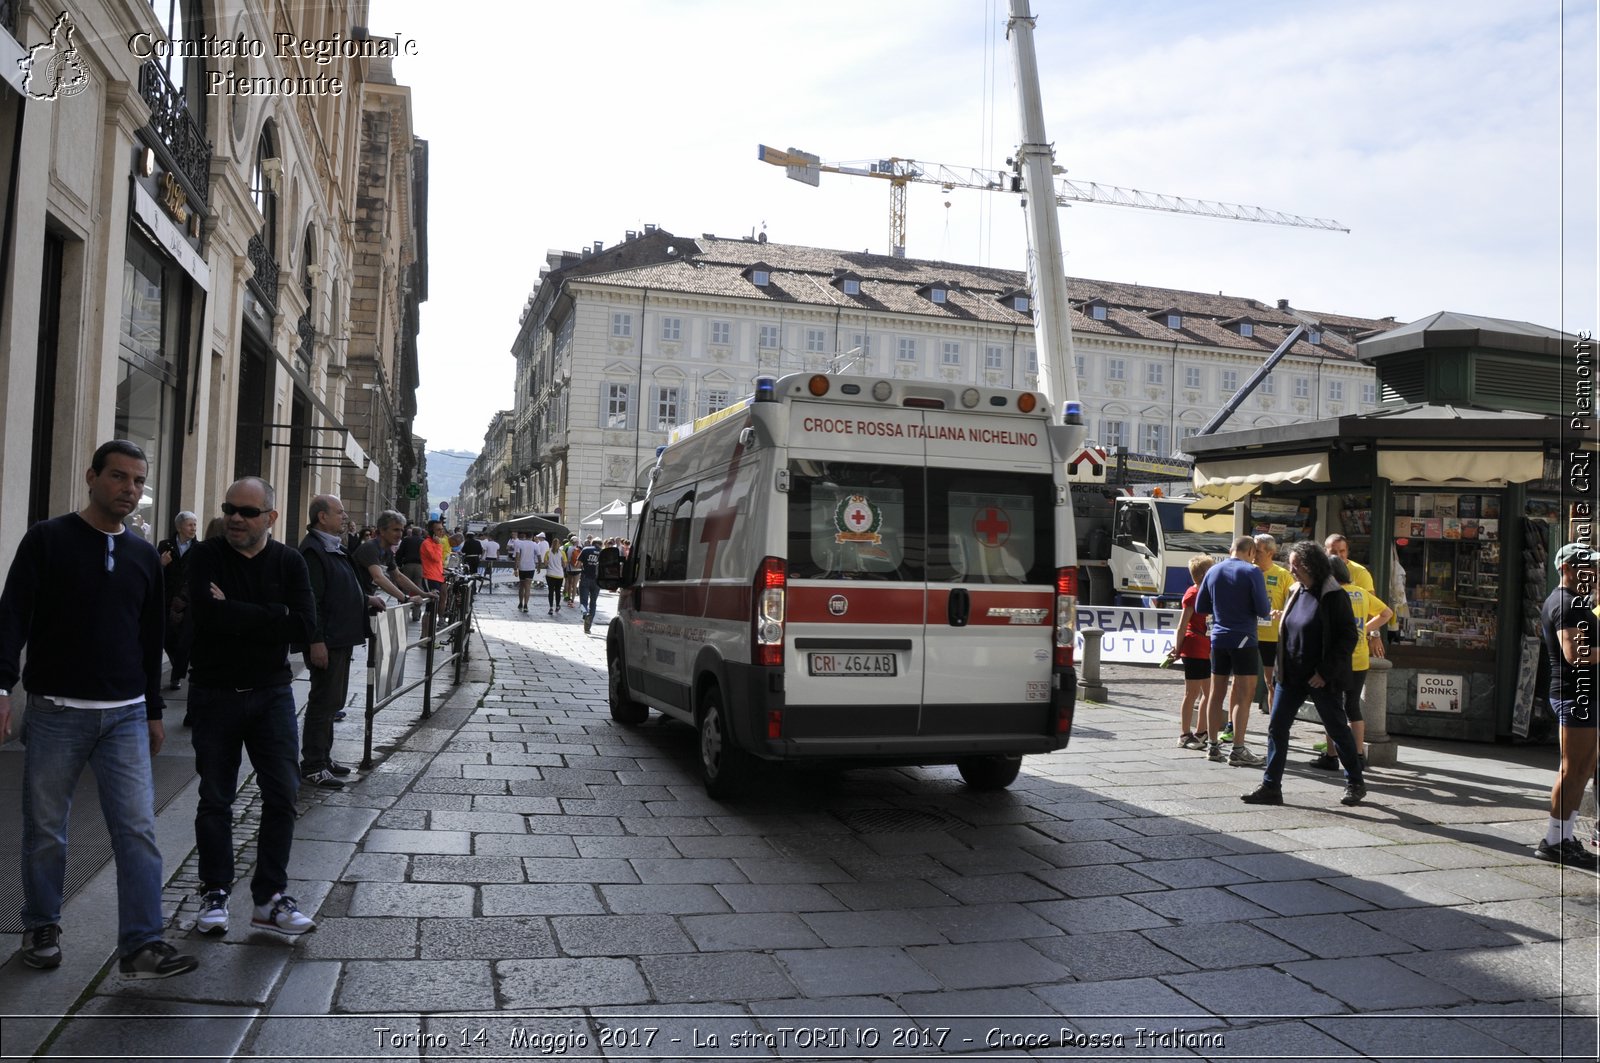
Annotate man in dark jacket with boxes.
[186,477,318,938]
[298,495,385,789]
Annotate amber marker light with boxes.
[808,374,830,397]
[1017,392,1038,413]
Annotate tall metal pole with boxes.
[1006,0,1083,428]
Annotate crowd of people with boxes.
[1165,529,1598,867]
[0,440,633,980]
[0,438,1592,986]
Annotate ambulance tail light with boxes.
[807,374,830,397]
[1053,566,1078,667]
[754,556,786,667]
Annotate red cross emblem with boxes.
[973,506,1011,547]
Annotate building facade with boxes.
[0,0,425,556]
[489,229,1390,531]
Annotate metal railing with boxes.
[136,60,212,206]
[359,571,483,769]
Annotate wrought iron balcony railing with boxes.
[136,60,211,206]
[247,232,279,312]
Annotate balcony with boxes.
[247,232,279,312]
[136,60,211,207]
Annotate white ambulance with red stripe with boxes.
[599,371,1083,797]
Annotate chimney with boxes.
[592,241,602,254]
[643,223,656,234]
[1277,298,1290,310]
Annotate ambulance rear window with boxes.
[787,460,922,582]
[786,461,1055,585]
[929,470,1054,585]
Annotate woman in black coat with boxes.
[1242,540,1366,807]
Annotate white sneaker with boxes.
[196,889,229,935]
[250,893,315,936]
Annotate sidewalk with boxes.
[1,590,1595,1061]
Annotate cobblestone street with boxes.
[2,588,1596,1061]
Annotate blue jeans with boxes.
[190,685,300,905]
[1264,681,1364,788]
[20,695,165,957]
[578,578,599,618]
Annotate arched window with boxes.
[301,226,316,305]
[151,0,208,124]
[251,124,278,247]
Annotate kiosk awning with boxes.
[1376,448,1543,485]
[1192,451,1331,503]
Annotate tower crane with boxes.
[757,145,1349,259]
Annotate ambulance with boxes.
[598,371,1083,798]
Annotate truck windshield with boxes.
[786,460,1054,585]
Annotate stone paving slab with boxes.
[14,598,1597,1061]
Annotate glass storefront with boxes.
[114,231,184,541]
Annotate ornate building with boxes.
[489,228,1390,531]
[0,0,425,553]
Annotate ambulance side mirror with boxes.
[596,546,626,591]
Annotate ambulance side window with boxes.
[641,486,693,582]
[786,460,922,582]
[929,470,1054,585]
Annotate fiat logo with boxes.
[828,595,848,616]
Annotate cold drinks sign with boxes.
[1074,605,1181,664]
[1415,672,1465,714]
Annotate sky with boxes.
[383,0,1598,453]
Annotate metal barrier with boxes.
[360,572,483,769]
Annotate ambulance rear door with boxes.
[919,409,1059,737]
[782,404,929,738]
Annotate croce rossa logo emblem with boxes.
[21,11,93,102]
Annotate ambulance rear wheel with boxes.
[957,755,1022,791]
[698,686,748,799]
[607,642,649,726]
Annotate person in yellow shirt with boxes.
[1311,555,1396,770]
[1254,534,1292,709]
[1326,532,1383,659]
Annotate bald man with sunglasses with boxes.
[185,477,319,938]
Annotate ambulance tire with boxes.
[697,685,749,800]
[607,642,650,726]
[956,755,1023,791]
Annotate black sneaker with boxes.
[1241,785,1283,805]
[119,940,198,979]
[302,768,344,790]
[328,761,352,776]
[21,924,62,969]
[1341,782,1367,806]
[1562,839,1600,869]
[1308,754,1340,770]
[583,613,593,634]
[1536,838,1600,869]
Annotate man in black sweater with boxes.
[186,477,318,938]
[0,440,198,978]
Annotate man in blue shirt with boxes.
[0,440,198,978]
[1195,535,1271,767]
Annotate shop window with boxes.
[1391,491,1504,651]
